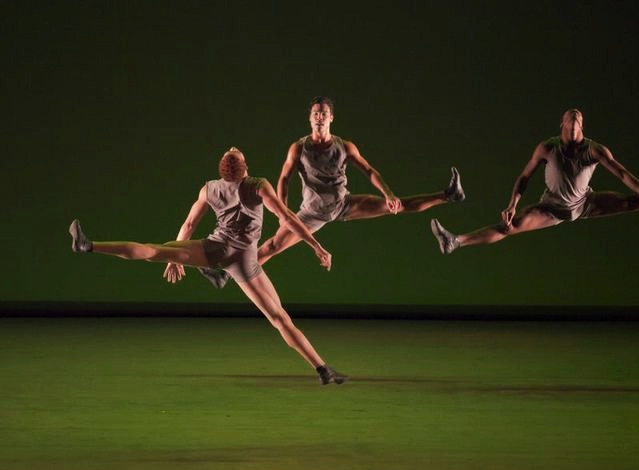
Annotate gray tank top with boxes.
[542,137,598,209]
[206,176,264,248]
[297,135,349,214]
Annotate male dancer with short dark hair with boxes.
[208,96,465,287]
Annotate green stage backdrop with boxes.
[3,1,639,308]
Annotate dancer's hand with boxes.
[386,194,402,214]
[501,205,516,231]
[163,263,185,283]
[315,246,332,271]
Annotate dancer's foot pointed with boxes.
[69,219,93,252]
[430,219,460,254]
[197,267,231,288]
[444,167,465,202]
[316,364,349,385]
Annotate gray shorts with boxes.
[297,194,351,231]
[538,189,595,222]
[199,238,262,282]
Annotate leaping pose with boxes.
[207,96,465,287]
[69,147,348,385]
[431,109,639,253]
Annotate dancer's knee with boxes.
[269,310,292,330]
[125,243,158,261]
[269,312,298,348]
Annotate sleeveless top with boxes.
[541,137,598,217]
[296,135,349,214]
[205,176,265,248]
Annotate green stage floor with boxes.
[1,317,638,469]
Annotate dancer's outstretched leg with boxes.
[69,219,208,265]
[430,206,562,254]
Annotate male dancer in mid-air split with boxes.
[431,109,639,253]
[69,147,348,385]
[205,96,466,287]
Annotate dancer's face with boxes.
[309,103,333,133]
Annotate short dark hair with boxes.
[309,96,334,114]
